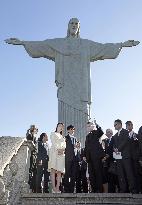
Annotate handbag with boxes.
[108,161,117,175]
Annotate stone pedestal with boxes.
[21,193,142,205]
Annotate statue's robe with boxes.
[23,37,122,144]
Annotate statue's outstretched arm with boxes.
[121,40,140,47]
[5,37,56,60]
[5,38,24,45]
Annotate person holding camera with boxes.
[26,125,38,192]
[26,124,38,144]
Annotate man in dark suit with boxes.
[103,129,119,193]
[64,125,77,193]
[138,126,142,192]
[74,141,88,193]
[113,119,136,193]
[36,133,49,193]
[81,162,88,193]
[126,121,141,193]
[74,141,82,193]
[85,121,105,193]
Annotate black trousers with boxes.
[64,160,76,193]
[108,172,119,193]
[36,159,49,193]
[75,169,88,193]
[81,170,88,193]
[88,158,103,193]
[76,166,82,193]
[28,151,37,192]
[116,158,136,193]
[29,167,37,192]
[131,158,141,193]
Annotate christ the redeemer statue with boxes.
[5,18,139,144]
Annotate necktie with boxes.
[109,138,111,144]
[77,150,81,161]
[71,137,74,145]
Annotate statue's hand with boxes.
[122,40,140,47]
[5,38,23,45]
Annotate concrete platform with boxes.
[21,193,142,205]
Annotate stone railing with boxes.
[0,137,35,205]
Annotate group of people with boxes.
[26,120,142,194]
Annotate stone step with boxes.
[21,193,142,205]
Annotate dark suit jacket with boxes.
[85,127,105,162]
[80,148,85,160]
[37,141,49,161]
[75,148,86,163]
[138,131,142,158]
[102,138,114,162]
[103,138,109,153]
[80,148,87,172]
[113,128,131,159]
[129,133,139,160]
[65,134,76,162]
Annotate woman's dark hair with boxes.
[55,122,64,135]
[39,133,46,141]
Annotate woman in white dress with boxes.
[48,123,66,193]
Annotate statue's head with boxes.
[67,18,80,38]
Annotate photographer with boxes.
[26,125,38,192]
[26,124,38,144]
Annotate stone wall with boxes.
[0,137,35,205]
[0,136,24,176]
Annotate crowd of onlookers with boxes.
[26,120,142,194]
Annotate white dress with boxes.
[48,132,66,173]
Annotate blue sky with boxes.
[1,0,142,138]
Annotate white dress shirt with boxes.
[118,128,122,136]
